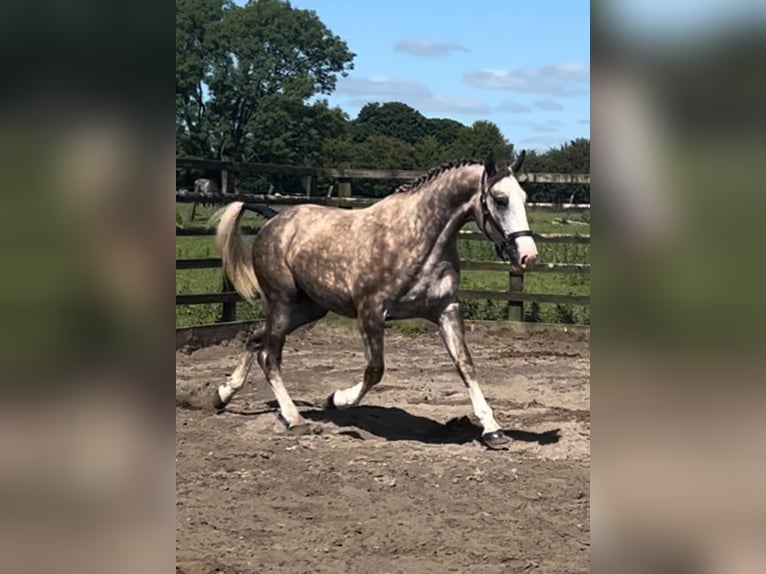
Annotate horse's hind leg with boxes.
[213,300,326,411]
[213,323,266,409]
[329,309,385,409]
[257,299,327,431]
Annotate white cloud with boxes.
[534,99,564,111]
[394,38,470,57]
[509,119,564,133]
[335,76,431,98]
[464,61,589,96]
[531,119,563,132]
[578,118,590,125]
[498,99,532,113]
[426,96,490,114]
[336,75,489,115]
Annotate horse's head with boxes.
[476,151,538,272]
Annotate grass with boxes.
[176,204,590,327]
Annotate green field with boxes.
[176,204,590,327]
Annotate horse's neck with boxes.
[407,168,480,255]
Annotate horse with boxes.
[189,178,219,221]
[209,152,537,448]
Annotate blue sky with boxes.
[238,0,590,152]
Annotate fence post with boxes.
[507,271,524,322]
[338,177,352,198]
[219,273,237,323]
[302,174,316,197]
[221,156,234,194]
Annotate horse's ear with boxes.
[511,149,526,173]
[484,153,497,177]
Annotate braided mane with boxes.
[393,158,484,194]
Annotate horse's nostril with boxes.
[520,255,528,265]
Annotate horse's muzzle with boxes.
[494,240,516,264]
[494,236,537,272]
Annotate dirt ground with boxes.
[176,321,590,573]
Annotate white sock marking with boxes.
[333,382,365,408]
[218,353,254,404]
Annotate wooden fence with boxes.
[176,157,591,197]
[176,158,590,324]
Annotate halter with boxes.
[479,170,534,263]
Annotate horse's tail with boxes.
[208,201,261,301]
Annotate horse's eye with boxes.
[492,194,509,208]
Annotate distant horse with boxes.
[189,178,219,221]
[209,153,537,448]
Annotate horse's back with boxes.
[257,203,356,247]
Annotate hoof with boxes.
[212,389,228,411]
[482,430,510,450]
[287,422,322,436]
[324,392,337,410]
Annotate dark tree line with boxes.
[176,0,589,201]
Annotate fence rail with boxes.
[176,158,590,326]
[175,190,590,212]
[176,290,590,308]
[176,224,590,244]
[177,157,590,184]
[176,257,589,275]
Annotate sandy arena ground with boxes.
[176,321,590,573]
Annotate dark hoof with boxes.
[288,422,322,436]
[482,430,511,449]
[324,392,337,410]
[212,389,228,411]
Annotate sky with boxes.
[238,0,591,152]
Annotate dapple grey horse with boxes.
[209,153,537,448]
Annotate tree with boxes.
[346,135,418,197]
[524,138,590,173]
[424,117,464,145]
[554,138,590,173]
[244,97,349,164]
[176,0,227,157]
[450,120,514,161]
[352,135,417,169]
[521,149,545,172]
[176,0,355,160]
[414,136,447,168]
[352,102,428,144]
[319,136,356,169]
[233,97,350,194]
[521,139,591,203]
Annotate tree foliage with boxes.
[176,0,226,157]
[176,0,355,160]
[450,120,514,161]
[352,102,427,144]
[175,0,589,201]
[523,138,590,173]
[522,139,591,203]
[425,118,465,145]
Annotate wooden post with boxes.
[338,177,352,198]
[219,274,237,323]
[507,271,524,322]
[302,175,316,197]
[221,156,234,194]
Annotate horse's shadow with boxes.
[226,401,561,446]
[299,403,561,446]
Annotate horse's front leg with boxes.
[437,302,509,449]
